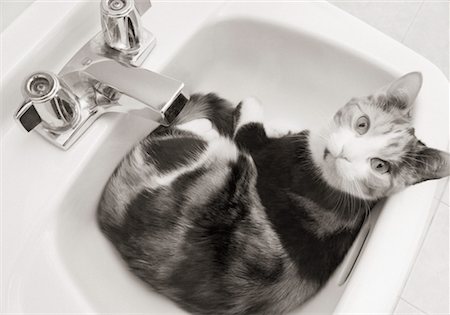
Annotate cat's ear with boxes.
[386,72,423,111]
[411,145,450,184]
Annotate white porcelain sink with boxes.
[2,1,448,314]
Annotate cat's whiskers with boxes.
[330,175,347,216]
[404,154,428,167]
[352,180,371,222]
[401,159,419,177]
[316,132,330,144]
[335,189,344,214]
[348,181,356,221]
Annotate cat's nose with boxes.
[337,149,350,161]
[325,146,349,161]
[323,148,330,159]
[338,155,350,161]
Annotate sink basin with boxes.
[2,1,448,314]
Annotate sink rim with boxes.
[2,1,448,314]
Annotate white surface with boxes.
[0,0,34,32]
[1,1,449,314]
[402,2,449,80]
[331,0,449,79]
[442,181,449,205]
[329,1,422,42]
[394,299,425,315]
[401,201,449,314]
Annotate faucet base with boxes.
[60,28,155,77]
[119,28,156,67]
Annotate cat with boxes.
[97,72,449,315]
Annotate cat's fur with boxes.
[98,73,449,315]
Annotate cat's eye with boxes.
[355,116,370,135]
[371,158,390,174]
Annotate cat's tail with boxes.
[170,93,236,137]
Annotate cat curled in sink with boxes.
[98,72,449,315]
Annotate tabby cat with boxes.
[98,72,449,315]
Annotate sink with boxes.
[2,1,448,314]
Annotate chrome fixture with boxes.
[14,0,188,150]
[100,0,155,65]
[18,72,80,133]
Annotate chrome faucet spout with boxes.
[84,60,187,126]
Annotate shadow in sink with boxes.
[56,17,393,313]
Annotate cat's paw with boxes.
[177,118,219,141]
[264,121,303,138]
[265,125,288,138]
[235,97,264,131]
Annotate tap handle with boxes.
[14,71,80,133]
[101,0,151,53]
[15,101,42,132]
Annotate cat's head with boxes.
[310,72,449,200]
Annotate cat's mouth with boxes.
[323,148,330,160]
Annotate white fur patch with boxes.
[235,97,264,132]
[148,137,238,188]
[207,137,239,162]
[177,118,219,141]
[309,130,374,200]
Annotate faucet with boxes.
[14,0,188,150]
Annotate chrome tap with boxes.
[100,0,155,65]
[101,0,150,52]
[14,0,188,150]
